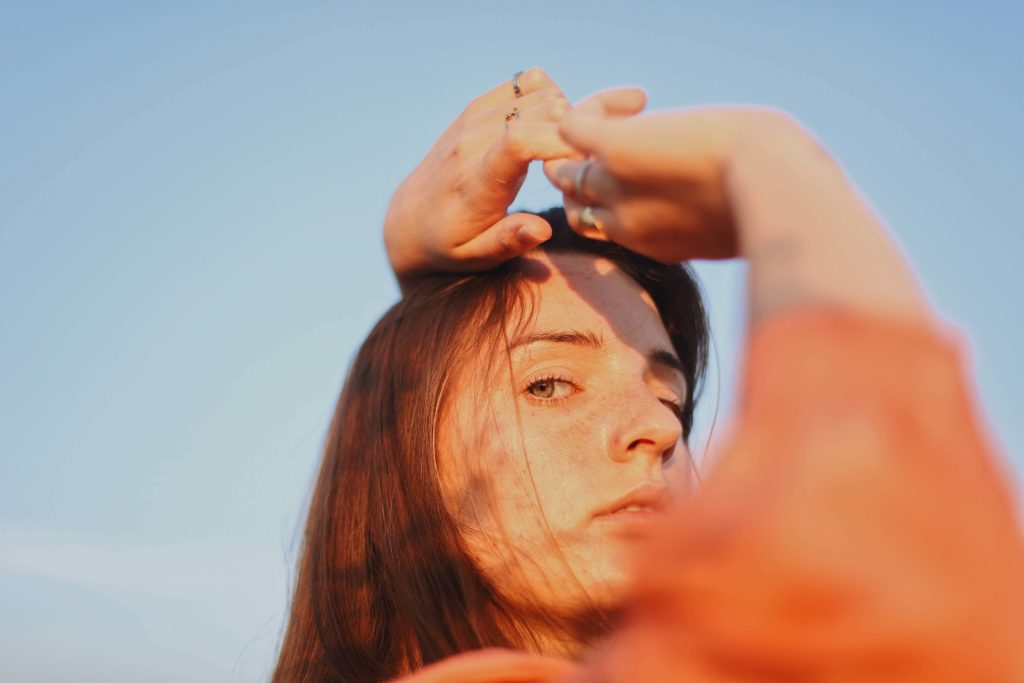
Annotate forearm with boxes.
[726,117,930,327]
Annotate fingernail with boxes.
[517,225,536,242]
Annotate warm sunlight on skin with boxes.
[438,251,694,621]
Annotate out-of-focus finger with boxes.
[551,89,645,159]
[542,158,619,206]
[449,213,552,269]
[483,122,577,183]
[464,67,564,115]
[573,86,648,118]
[562,196,616,242]
[557,107,628,160]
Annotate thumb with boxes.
[450,212,552,269]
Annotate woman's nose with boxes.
[608,386,684,466]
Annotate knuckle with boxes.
[547,96,570,119]
[525,66,550,89]
[445,141,463,164]
[454,178,472,201]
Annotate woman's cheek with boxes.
[521,397,601,468]
[439,400,526,522]
[518,397,609,525]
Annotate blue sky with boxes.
[2,2,1021,681]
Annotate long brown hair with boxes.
[272,209,708,682]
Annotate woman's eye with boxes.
[526,378,574,400]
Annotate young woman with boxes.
[273,70,1024,682]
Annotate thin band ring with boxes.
[504,107,520,129]
[574,159,593,198]
[512,71,524,97]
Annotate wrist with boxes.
[724,113,930,326]
[725,113,840,256]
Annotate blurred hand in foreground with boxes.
[545,91,929,323]
[544,91,805,262]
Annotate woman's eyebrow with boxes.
[511,331,684,375]
[510,329,604,350]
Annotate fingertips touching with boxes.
[557,87,645,158]
[473,86,569,127]
[493,122,576,175]
[574,86,648,117]
[465,67,563,118]
[557,108,619,157]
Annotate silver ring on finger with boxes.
[504,107,520,129]
[512,70,524,97]
[580,205,601,231]
[574,159,593,199]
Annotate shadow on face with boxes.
[437,251,694,623]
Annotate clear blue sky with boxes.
[2,2,1021,681]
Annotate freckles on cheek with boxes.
[519,403,606,520]
[524,396,609,466]
[530,423,588,468]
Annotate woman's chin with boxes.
[572,563,634,611]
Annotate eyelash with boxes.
[661,398,685,423]
[523,374,579,407]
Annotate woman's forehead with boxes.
[518,251,667,345]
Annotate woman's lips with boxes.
[592,484,672,520]
[592,502,667,541]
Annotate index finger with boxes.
[573,86,648,118]
[556,87,646,161]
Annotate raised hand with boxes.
[545,90,929,323]
[385,68,584,288]
[544,91,801,263]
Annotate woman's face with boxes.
[438,251,692,615]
